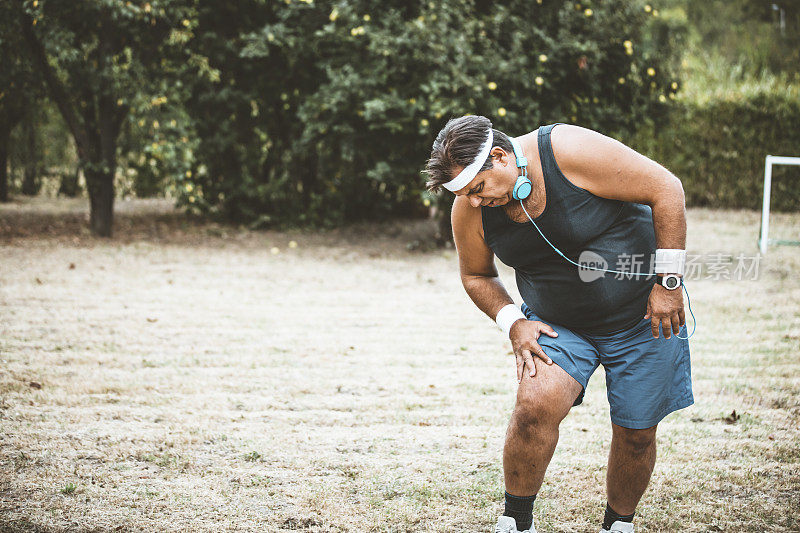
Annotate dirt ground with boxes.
[1,197,799,532]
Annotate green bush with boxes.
[179,0,679,227]
[629,92,800,211]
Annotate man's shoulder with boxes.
[451,196,485,240]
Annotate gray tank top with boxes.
[481,124,657,335]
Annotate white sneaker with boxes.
[494,515,537,533]
[600,521,634,533]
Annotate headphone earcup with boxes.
[513,176,532,200]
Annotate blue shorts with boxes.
[521,304,694,429]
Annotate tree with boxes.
[14,0,196,235]
[0,1,42,203]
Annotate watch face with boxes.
[664,276,681,290]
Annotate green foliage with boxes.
[0,2,40,123]
[629,2,800,214]
[629,92,800,211]
[118,93,198,199]
[666,0,800,104]
[179,0,679,227]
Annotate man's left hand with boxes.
[644,282,685,339]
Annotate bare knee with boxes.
[512,393,565,437]
[511,364,579,435]
[613,424,657,455]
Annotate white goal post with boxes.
[759,155,800,254]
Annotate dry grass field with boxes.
[1,198,799,532]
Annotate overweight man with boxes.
[424,115,693,533]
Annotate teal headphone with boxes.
[509,137,532,200]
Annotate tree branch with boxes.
[15,2,91,159]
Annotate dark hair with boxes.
[424,115,514,192]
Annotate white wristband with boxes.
[654,249,686,275]
[495,304,527,337]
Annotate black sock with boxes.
[602,503,635,530]
[503,491,536,531]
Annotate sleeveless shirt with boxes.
[481,124,657,335]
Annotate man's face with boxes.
[453,147,516,208]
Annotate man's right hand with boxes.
[509,319,559,382]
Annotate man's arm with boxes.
[551,125,686,249]
[551,125,687,338]
[451,196,557,380]
[451,195,509,319]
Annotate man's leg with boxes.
[503,358,583,496]
[606,423,658,516]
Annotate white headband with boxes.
[443,129,493,192]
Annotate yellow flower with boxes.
[408,97,417,104]
[539,54,548,63]
[117,98,124,106]
[498,107,507,117]
[182,19,190,27]
[153,120,160,129]
[270,247,280,255]
[659,94,667,103]
[329,8,338,21]
[671,81,678,90]
[653,9,659,17]
[185,170,192,178]
[647,67,656,76]
[623,40,632,48]
[420,119,429,127]
[350,26,365,36]
[363,14,371,21]
[144,3,151,13]
[644,4,652,12]
[535,76,544,86]
[423,198,431,207]
[488,81,497,90]
[618,77,626,84]
[185,183,193,192]
[33,0,38,6]
[138,119,145,127]
[188,195,195,203]
[289,240,298,248]
[267,32,275,42]
[584,8,593,16]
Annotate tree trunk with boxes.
[0,125,9,202]
[21,116,40,196]
[85,168,114,237]
[435,193,455,246]
[58,166,80,197]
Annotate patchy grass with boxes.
[0,198,799,532]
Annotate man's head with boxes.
[424,115,520,208]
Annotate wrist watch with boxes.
[656,274,682,290]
